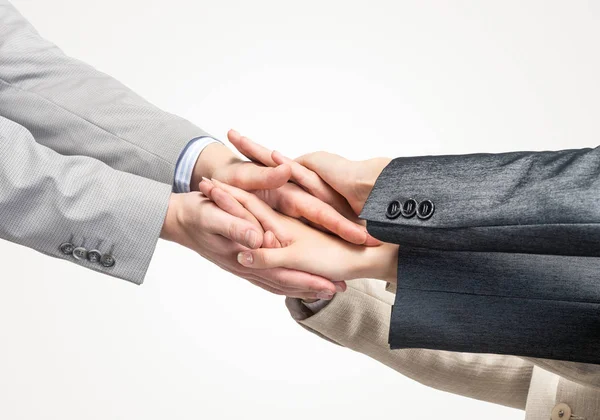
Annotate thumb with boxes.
[237,247,290,270]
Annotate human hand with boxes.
[160,192,340,300]
[220,131,380,246]
[199,179,399,285]
[227,131,390,217]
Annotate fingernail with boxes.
[335,284,344,293]
[316,292,334,300]
[245,230,258,248]
[237,252,253,266]
[230,129,239,136]
[201,177,212,184]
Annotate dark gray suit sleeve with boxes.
[360,148,600,364]
[361,147,600,256]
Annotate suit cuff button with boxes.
[401,198,417,218]
[417,199,435,220]
[385,200,402,219]
[100,254,116,268]
[87,250,102,263]
[72,247,88,260]
[59,242,75,255]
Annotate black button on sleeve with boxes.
[401,198,417,218]
[385,200,402,219]
[417,200,435,220]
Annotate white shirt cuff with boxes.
[173,136,222,193]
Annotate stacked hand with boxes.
[161,130,396,300]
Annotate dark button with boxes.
[385,200,402,219]
[72,246,88,260]
[59,242,75,255]
[401,198,417,218]
[100,254,116,268]
[417,200,435,220]
[87,250,102,263]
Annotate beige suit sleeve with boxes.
[287,279,533,410]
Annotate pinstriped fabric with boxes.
[0,0,210,185]
[0,116,171,284]
[0,1,219,284]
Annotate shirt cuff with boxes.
[173,136,222,193]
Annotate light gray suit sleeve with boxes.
[360,148,600,366]
[0,116,171,285]
[0,0,211,185]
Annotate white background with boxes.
[2,0,599,419]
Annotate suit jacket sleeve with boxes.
[360,147,600,257]
[0,0,211,185]
[361,149,600,365]
[0,116,170,285]
[285,279,534,410]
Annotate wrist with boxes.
[355,158,392,210]
[360,242,398,283]
[191,143,239,191]
[160,193,184,242]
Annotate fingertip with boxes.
[364,233,383,247]
[271,150,290,165]
[245,229,263,249]
[227,129,241,143]
[237,251,254,267]
[198,179,214,198]
[273,163,292,182]
[264,230,282,249]
[334,281,347,293]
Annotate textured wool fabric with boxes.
[0,116,170,284]
[0,1,210,185]
[0,1,210,284]
[287,279,600,420]
[360,151,600,364]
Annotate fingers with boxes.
[202,202,264,249]
[284,190,371,246]
[244,277,331,300]
[295,152,350,197]
[228,129,278,167]
[272,150,341,206]
[198,177,214,199]
[263,230,282,248]
[237,247,289,270]
[210,178,282,235]
[210,184,262,227]
[225,161,291,191]
[256,266,339,296]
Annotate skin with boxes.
[200,179,399,285]
[161,192,340,300]
[222,131,381,246]
[227,130,391,219]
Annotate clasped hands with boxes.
[161,130,397,301]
